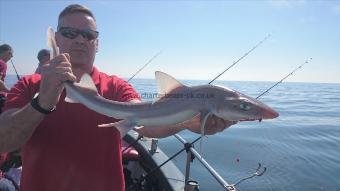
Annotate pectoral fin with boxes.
[98,120,136,138]
[199,110,211,155]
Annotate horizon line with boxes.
[5,74,340,85]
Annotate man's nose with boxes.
[74,33,87,42]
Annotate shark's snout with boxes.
[262,107,279,119]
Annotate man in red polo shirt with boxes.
[0,4,236,191]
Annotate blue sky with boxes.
[0,0,339,83]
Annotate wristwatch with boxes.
[30,93,56,114]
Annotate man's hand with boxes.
[38,53,76,110]
[183,114,238,135]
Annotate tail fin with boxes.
[47,27,59,58]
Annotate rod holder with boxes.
[149,138,158,155]
[186,180,199,191]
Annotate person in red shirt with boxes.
[0,4,236,191]
[35,49,51,74]
[0,44,12,92]
[0,44,13,114]
[0,45,20,191]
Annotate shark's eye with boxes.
[240,103,252,111]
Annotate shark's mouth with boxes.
[239,118,263,122]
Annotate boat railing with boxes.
[124,132,267,191]
[174,133,267,191]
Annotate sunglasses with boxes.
[58,27,99,41]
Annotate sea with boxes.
[5,75,340,191]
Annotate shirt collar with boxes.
[90,66,100,85]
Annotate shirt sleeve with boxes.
[0,63,4,78]
[115,79,141,102]
[2,76,38,111]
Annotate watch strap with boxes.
[30,93,56,114]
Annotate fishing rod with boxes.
[0,40,20,80]
[256,57,312,99]
[10,59,20,80]
[168,34,271,189]
[124,36,272,190]
[121,50,163,152]
[127,49,163,82]
[208,34,271,84]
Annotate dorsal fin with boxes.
[155,71,186,101]
[65,73,98,103]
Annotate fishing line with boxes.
[256,58,312,99]
[127,49,163,82]
[208,34,271,84]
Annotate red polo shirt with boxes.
[0,59,7,97]
[3,67,140,191]
[0,59,6,81]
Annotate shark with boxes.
[63,71,279,137]
[46,27,279,138]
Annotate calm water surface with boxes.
[129,78,340,191]
[6,76,340,191]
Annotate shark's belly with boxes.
[136,110,198,126]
